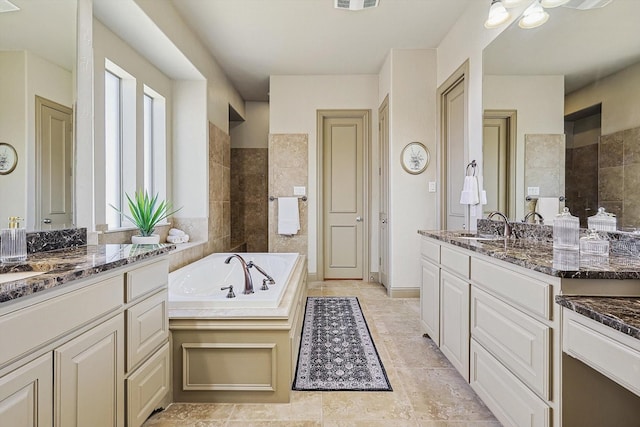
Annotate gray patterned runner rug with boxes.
[292,296,392,391]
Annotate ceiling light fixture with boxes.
[0,0,19,13]
[484,0,510,29]
[518,0,549,29]
[334,0,379,11]
[501,0,527,7]
[540,0,571,7]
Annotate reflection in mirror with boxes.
[483,0,640,228]
[0,0,77,231]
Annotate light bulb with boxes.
[540,0,571,7]
[484,0,510,29]
[501,0,527,7]
[518,0,549,29]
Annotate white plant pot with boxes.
[131,234,160,244]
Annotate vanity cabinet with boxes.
[420,258,440,344]
[0,255,170,427]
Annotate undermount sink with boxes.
[454,233,505,242]
[0,271,44,284]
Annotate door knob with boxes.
[381,219,387,224]
[356,216,363,222]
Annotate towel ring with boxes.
[466,160,477,176]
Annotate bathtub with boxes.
[168,252,298,309]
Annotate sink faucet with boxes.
[523,211,544,225]
[224,254,254,294]
[247,261,275,285]
[487,211,513,238]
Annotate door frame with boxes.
[316,109,371,282]
[378,96,389,287]
[437,60,469,230]
[483,109,517,219]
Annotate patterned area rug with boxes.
[292,296,392,391]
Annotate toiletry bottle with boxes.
[553,207,579,251]
[1,216,27,263]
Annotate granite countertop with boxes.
[0,244,174,304]
[556,295,640,341]
[418,229,640,280]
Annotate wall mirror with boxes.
[483,0,640,228]
[0,0,77,230]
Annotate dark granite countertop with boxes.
[0,244,174,304]
[556,295,640,341]
[418,229,640,280]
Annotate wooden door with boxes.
[323,116,364,279]
[378,97,390,287]
[36,97,73,228]
[0,353,52,427]
[54,315,124,427]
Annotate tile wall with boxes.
[207,122,232,254]
[230,148,269,252]
[268,134,308,255]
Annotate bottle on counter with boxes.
[553,207,579,251]
[580,229,610,256]
[0,216,27,263]
[587,207,617,232]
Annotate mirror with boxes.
[0,0,77,230]
[483,0,640,228]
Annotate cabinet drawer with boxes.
[127,342,170,427]
[563,309,640,397]
[471,340,550,427]
[471,287,551,399]
[421,237,440,263]
[471,257,551,320]
[126,259,169,302]
[0,275,123,367]
[441,246,469,278]
[127,291,169,372]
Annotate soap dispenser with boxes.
[1,216,27,263]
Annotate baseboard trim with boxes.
[308,273,319,282]
[388,288,420,298]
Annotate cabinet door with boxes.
[0,353,53,427]
[420,259,440,345]
[54,315,124,427]
[440,270,470,381]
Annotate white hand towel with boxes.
[537,197,560,223]
[169,228,186,236]
[278,197,300,236]
[476,175,487,205]
[459,176,479,205]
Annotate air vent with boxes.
[561,0,613,10]
[0,0,19,13]
[334,0,380,11]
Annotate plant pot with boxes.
[131,234,160,244]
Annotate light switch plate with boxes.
[428,182,437,193]
[527,186,540,196]
[293,186,306,196]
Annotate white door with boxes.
[323,115,364,279]
[483,117,508,216]
[443,78,466,230]
[378,97,390,287]
[36,97,73,228]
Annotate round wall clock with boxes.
[401,142,429,174]
[0,143,17,175]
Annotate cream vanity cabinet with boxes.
[0,256,170,427]
[420,237,471,381]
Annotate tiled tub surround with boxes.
[0,243,173,303]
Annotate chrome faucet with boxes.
[224,254,254,294]
[523,211,544,225]
[247,261,275,285]
[487,211,513,238]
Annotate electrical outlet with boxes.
[528,186,540,196]
[428,182,437,193]
[293,186,306,196]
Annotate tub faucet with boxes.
[247,261,276,285]
[487,211,513,238]
[523,211,544,225]
[224,254,254,294]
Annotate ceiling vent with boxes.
[334,0,379,11]
[561,0,613,10]
[0,0,19,13]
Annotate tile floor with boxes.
[144,280,501,427]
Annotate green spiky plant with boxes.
[111,190,182,236]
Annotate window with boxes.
[143,93,154,194]
[105,70,122,229]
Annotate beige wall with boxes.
[207,122,231,254]
[483,75,565,219]
[268,134,308,255]
[525,134,566,203]
[565,61,640,136]
[230,102,269,149]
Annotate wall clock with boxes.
[0,143,17,175]
[401,142,429,174]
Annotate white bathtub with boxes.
[168,253,298,309]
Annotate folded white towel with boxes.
[460,176,479,205]
[169,228,186,236]
[476,175,487,205]
[167,234,189,244]
[278,197,300,236]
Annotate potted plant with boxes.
[111,190,181,244]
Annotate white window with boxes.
[143,85,167,206]
[143,93,154,194]
[105,70,122,229]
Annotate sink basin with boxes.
[454,233,505,242]
[0,271,44,284]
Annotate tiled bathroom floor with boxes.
[144,280,501,427]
